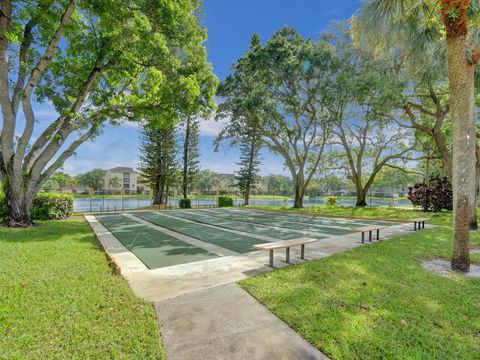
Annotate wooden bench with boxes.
[253,238,319,267]
[411,218,429,231]
[353,226,387,244]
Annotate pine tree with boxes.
[139,125,178,205]
[181,116,201,200]
[235,133,262,205]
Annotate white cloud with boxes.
[199,116,227,137]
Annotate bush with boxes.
[218,196,234,207]
[408,177,452,212]
[31,193,74,220]
[179,198,191,209]
[326,196,336,206]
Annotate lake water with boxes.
[74,197,412,212]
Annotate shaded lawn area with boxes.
[240,217,480,359]
[250,205,452,225]
[0,216,164,359]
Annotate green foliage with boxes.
[218,196,234,207]
[235,134,262,203]
[181,116,201,197]
[31,193,74,220]
[325,196,336,206]
[0,193,73,220]
[76,169,106,191]
[179,198,191,209]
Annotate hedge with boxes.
[218,196,234,207]
[0,193,73,220]
[179,198,191,209]
[408,177,452,212]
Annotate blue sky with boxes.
[55,0,361,175]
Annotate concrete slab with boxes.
[155,283,327,360]
[122,223,420,301]
[84,214,147,274]
[421,258,480,278]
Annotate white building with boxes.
[104,167,140,193]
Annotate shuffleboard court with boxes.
[164,210,328,240]
[97,214,217,269]
[194,209,353,236]
[134,211,269,254]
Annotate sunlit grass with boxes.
[0,216,164,359]
[241,211,480,359]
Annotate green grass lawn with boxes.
[240,209,480,359]
[0,217,164,359]
[251,205,452,225]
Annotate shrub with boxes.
[179,198,191,209]
[31,193,74,220]
[408,177,452,212]
[218,196,234,207]
[326,196,336,206]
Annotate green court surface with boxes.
[164,210,328,240]
[97,214,217,269]
[134,212,269,254]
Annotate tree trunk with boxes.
[244,187,250,206]
[356,189,367,207]
[293,180,304,208]
[182,116,190,200]
[3,177,35,226]
[153,175,164,205]
[443,21,475,272]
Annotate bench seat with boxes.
[253,238,318,267]
[353,225,387,243]
[410,218,429,231]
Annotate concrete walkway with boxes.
[156,283,327,360]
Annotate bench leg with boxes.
[376,229,380,240]
[269,250,274,267]
[369,231,372,242]
[285,247,290,263]
[300,244,305,260]
[422,221,425,229]
[361,232,365,244]
[414,222,417,231]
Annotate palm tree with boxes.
[359,0,480,272]
[108,176,121,193]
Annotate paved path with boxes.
[155,283,327,360]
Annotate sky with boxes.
[54,0,362,175]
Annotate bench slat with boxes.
[411,218,429,222]
[253,238,318,251]
[353,225,387,233]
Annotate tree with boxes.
[218,29,336,208]
[263,174,292,195]
[0,0,216,226]
[138,125,178,205]
[76,169,106,191]
[359,0,480,272]
[108,176,121,191]
[180,115,200,200]
[326,28,416,206]
[235,134,262,205]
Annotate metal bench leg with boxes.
[269,250,274,267]
[285,247,290,263]
[422,221,425,229]
[414,222,417,231]
[376,229,380,240]
[369,231,372,242]
[361,232,365,244]
[300,244,305,259]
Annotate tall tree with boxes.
[0,0,216,226]
[359,0,480,272]
[76,168,106,191]
[217,29,336,208]
[180,116,200,200]
[235,133,262,205]
[139,125,178,205]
